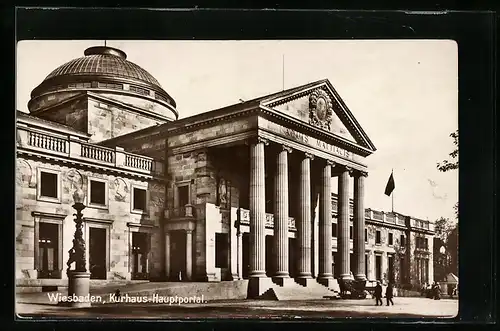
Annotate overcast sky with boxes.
[16,40,458,222]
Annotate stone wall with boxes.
[87,98,163,143]
[16,156,165,283]
[34,96,88,133]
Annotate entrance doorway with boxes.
[38,222,59,279]
[131,232,149,280]
[169,230,186,281]
[265,235,273,277]
[388,254,395,283]
[89,227,106,279]
[289,238,297,278]
[375,255,382,281]
[242,233,249,279]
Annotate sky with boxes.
[16,40,458,222]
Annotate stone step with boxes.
[262,280,341,301]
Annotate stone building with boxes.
[16,45,434,295]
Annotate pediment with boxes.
[261,79,376,152]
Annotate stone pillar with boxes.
[185,230,193,281]
[381,251,388,285]
[297,153,314,286]
[273,145,292,286]
[338,166,352,280]
[248,137,271,298]
[353,171,367,281]
[165,231,171,280]
[318,160,333,286]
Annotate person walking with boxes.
[374,281,383,306]
[386,282,394,306]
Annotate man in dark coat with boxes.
[374,281,383,306]
[385,282,394,306]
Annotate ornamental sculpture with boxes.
[309,88,333,131]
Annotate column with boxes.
[185,230,192,281]
[164,231,170,280]
[318,160,333,286]
[381,251,388,284]
[273,145,291,285]
[297,152,314,286]
[338,165,352,280]
[247,137,271,298]
[353,171,367,281]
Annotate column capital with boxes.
[350,169,368,178]
[326,159,336,167]
[304,152,315,160]
[186,229,193,235]
[281,144,292,153]
[246,136,269,146]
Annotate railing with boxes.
[17,125,163,176]
[125,153,153,171]
[81,143,114,163]
[166,204,195,219]
[28,131,67,153]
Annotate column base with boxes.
[230,273,241,281]
[354,274,367,281]
[272,276,295,287]
[296,277,314,287]
[65,271,91,308]
[247,277,273,299]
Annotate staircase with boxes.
[259,279,341,300]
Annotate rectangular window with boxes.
[40,171,58,198]
[215,233,229,268]
[365,229,368,242]
[375,230,381,244]
[133,187,147,211]
[90,180,106,206]
[388,233,393,246]
[332,223,337,238]
[349,226,353,240]
[400,234,405,246]
[424,238,428,250]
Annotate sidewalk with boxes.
[16,297,459,319]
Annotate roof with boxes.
[43,46,161,88]
[16,110,89,137]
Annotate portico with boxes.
[159,79,376,298]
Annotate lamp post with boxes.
[66,188,91,308]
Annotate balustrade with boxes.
[17,126,163,176]
[28,131,67,153]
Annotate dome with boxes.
[29,46,177,118]
[43,46,162,88]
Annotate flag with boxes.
[384,172,395,196]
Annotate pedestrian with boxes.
[385,282,394,306]
[433,282,441,300]
[374,281,383,306]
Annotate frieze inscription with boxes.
[268,122,353,160]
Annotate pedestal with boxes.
[66,271,91,308]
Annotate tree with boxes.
[437,130,458,172]
[437,130,459,221]
[434,217,454,241]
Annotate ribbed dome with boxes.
[43,46,162,88]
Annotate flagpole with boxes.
[391,169,394,212]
